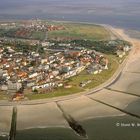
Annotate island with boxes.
[0,20,132,101]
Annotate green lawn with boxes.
[26,87,83,100]
[31,31,46,41]
[48,23,111,41]
[0,21,110,41]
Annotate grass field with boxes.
[48,22,111,40]
[0,21,111,41]
[26,86,83,100]
[31,31,46,40]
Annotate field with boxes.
[48,22,111,41]
[26,86,83,100]
[0,21,111,41]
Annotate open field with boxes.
[0,22,111,41]
[48,22,111,40]
[31,31,46,40]
[26,86,83,100]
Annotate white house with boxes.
[29,73,38,78]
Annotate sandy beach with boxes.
[111,27,140,68]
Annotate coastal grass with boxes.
[0,22,110,41]
[48,23,111,41]
[26,86,83,100]
[31,31,46,41]
[26,55,119,100]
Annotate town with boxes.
[0,20,132,101]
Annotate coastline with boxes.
[17,26,140,130]
[0,24,132,106]
[1,24,140,135]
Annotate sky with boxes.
[0,0,140,29]
[0,0,139,16]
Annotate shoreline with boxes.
[1,24,140,133]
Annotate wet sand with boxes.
[88,89,140,115]
[0,106,12,136]
[58,96,124,121]
[108,72,140,95]
[17,103,69,130]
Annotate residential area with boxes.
[0,20,132,101]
